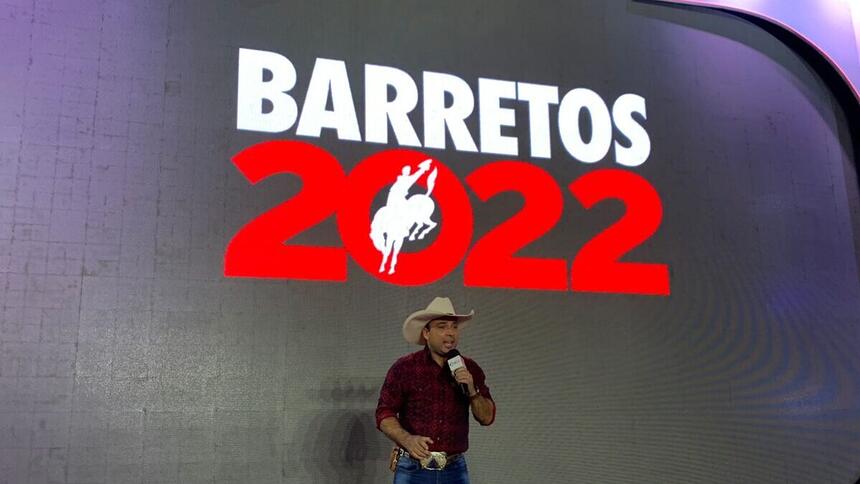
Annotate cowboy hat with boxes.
[402,297,474,345]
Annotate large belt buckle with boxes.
[419,451,448,471]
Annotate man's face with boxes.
[423,318,459,357]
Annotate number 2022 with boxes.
[224,140,670,296]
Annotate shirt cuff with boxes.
[375,409,398,430]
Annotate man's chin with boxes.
[430,345,455,357]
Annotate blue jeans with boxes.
[393,454,470,484]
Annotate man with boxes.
[376,297,496,483]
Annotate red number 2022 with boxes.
[224,140,670,296]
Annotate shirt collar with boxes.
[422,345,445,369]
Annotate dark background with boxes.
[0,1,858,483]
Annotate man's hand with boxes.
[454,367,476,395]
[402,434,434,459]
[379,417,436,458]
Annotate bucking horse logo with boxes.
[370,159,438,275]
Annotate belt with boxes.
[397,448,464,471]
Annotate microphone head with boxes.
[446,351,465,373]
[446,349,461,358]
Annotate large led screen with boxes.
[0,1,858,483]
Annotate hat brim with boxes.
[402,309,474,345]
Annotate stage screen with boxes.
[0,1,858,483]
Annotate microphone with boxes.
[446,349,469,396]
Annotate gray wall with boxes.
[0,1,858,483]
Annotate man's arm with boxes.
[469,394,495,426]
[379,416,434,459]
[376,363,434,459]
[403,168,427,187]
[408,160,432,183]
[454,361,497,426]
[379,416,411,447]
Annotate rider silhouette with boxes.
[386,160,433,209]
[370,159,438,275]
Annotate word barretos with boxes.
[237,48,651,167]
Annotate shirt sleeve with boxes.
[375,362,405,430]
[466,358,496,426]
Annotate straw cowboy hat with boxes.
[402,297,474,345]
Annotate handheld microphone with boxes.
[446,349,469,396]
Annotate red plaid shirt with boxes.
[375,346,495,454]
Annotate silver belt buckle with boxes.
[419,451,448,471]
